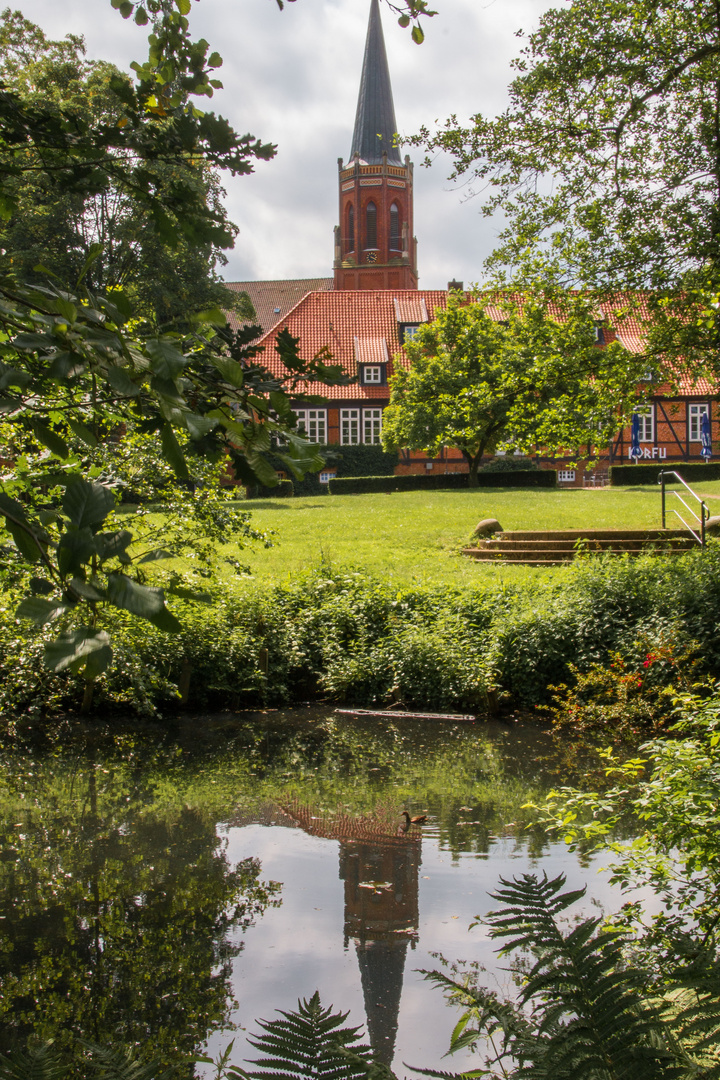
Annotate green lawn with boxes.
[216,481,720,588]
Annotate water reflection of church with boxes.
[281,802,421,1065]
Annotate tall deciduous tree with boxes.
[417,0,720,366]
[0,9,251,328]
[381,293,647,485]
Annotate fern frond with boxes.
[81,1042,178,1080]
[482,874,679,1080]
[665,961,720,1078]
[402,1066,486,1080]
[0,1045,68,1080]
[245,991,378,1080]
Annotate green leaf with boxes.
[69,577,105,601]
[57,528,97,577]
[6,522,45,563]
[165,585,212,603]
[176,0,191,13]
[145,338,187,380]
[185,413,219,439]
[160,424,189,480]
[62,478,116,529]
[67,419,98,447]
[32,421,69,459]
[44,627,112,675]
[411,24,424,43]
[29,577,54,595]
[137,548,175,563]
[106,574,181,631]
[53,298,77,323]
[105,365,141,397]
[207,52,223,68]
[246,452,278,487]
[95,529,133,560]
[189,306,227,326]
[211,358,245,388]
[16,597,71,625]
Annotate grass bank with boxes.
[218,482,720,586]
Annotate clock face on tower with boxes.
[366,251,378,264]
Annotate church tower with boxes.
[333,0,418,290]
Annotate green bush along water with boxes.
[2,545,720,722]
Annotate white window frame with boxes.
[294,408,327,444]
[341,409,360,445]
[558,470,576,483]
[363,408,383,445]
[638,406,654,442]
[403,325,419,343]
[319,470,336,484]
[689,403,709,442]
[363,365,382,384]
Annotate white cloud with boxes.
[13,0,556,287]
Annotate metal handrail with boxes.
[658,470,708,546]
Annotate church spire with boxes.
[350,0,402,166]
[333,0,418,289]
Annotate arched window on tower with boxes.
[347,206,355,253]
[365,201,377,249]
[389,203,401,250]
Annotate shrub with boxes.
[328,470,555,495]
[609,461,720,484]
[5,548,720,723]
[479,455,539,472]
[244,479,294,499]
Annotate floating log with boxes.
[335,708,477,723]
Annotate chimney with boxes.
[447,280,464,292]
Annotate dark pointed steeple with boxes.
[350,0,402,165]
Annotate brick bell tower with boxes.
[333,0,418,290]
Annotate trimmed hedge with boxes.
[327,470,556,495]
[292,444,399,496]
[245,479,294,499]
[610,462,720,485]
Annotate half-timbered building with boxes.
[226,0,718,486]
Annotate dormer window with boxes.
[402,324,420,343]
[363,365,382,384]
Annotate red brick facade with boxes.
[333,155,418,290]
[250,288,718,482]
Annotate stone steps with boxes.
[463,528,698,565]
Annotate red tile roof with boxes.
[393,297,429,324]
[255,289,449,400]
[224,278,333,334]
[354,336,390,364]
[248,288,719,401]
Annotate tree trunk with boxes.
[81,678,95,713]
[463,444,486,488]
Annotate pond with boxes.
[0,709,645,1076]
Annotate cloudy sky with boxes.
[15,0,556,288]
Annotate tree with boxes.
[381,292,647,485]
[0,0,439,691]
[417,0,720,367]
[0,9,252,329]
[0,0,357,689]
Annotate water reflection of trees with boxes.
[0,712,557,1068]
[0,756,279,1073]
